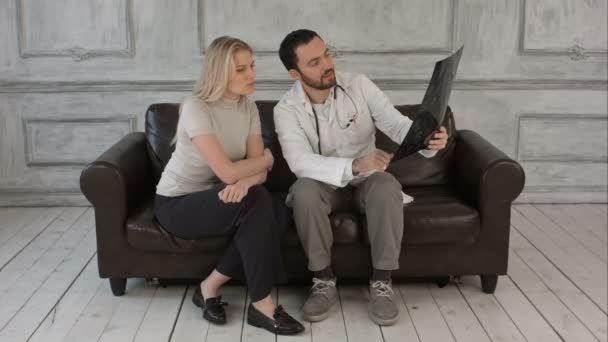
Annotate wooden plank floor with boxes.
[0,204,606,342]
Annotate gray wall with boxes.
[0,0,606,206]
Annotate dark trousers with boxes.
[154,184,289,302]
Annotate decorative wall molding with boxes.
[1,0,606,206]
[23,116,136,166]
[197,0,458,55]
[515,191,607,204]
[519,0,607,58]
[0,79,606,94]
[523,185,608,193]
[519,185,608,203]
[0,187,81,193]
[16,0,135,60]
[516,113,608,163]
[513,112,607,198]
[0,190,87,207]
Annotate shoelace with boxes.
[310,277,336,295]
[370,281,394,298]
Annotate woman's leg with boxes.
[155,186,252,295]
[252,295,276,318]
[251,193,291,317]
[154,185,249,240]
[217,185,288,318]
[156,185,302,332]
[155,185,289,315]
[212,191,290,286]
[200,269,231,299]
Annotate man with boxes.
[274,29,449,326]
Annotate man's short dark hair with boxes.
[279,29,321,71]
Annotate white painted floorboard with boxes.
[0,204,605,341]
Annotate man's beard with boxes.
[300,69,336,90]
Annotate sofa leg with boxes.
[436,276,450,288]
[480,274,498,294]
[109,278,127,296]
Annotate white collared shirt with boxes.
[274,72,437,191]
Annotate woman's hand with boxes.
[218,148,271,203]
[218,181,250,203]
[264,148,274,171]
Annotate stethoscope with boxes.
[310,84,360,154]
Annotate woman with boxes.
[154,36,304,335]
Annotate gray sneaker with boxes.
[368,280,399,326]
[302,277,337,322]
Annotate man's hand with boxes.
[426,126,449,150]
[218,181,249,203]
[352,148,394,175]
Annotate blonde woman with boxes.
[154,36,304,335]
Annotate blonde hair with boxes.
[172,36,252,145]
[193,36,253,103]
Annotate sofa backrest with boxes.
[384,104,456,187]
[145,103,180,185]
[144,101,456,192]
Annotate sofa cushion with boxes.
[126,188,476,254]
[126,199,232,254]
[126,198,364,254]
[361,185,479,246]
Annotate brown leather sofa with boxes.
[80,101,525,296]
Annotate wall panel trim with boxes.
[0,79,606,93]
[516,113,608,163]
[197,0,458,55]
[518,0,607,58]
[16,0,135,60]
[22,116,136,166]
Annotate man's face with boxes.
[292,36,336,90]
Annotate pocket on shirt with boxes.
[345,112,375,145]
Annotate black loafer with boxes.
[247,303,305,335]
[192,286,228,324]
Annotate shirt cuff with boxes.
[341,158,356,185]
[418,148,438,158]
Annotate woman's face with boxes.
[226,49,255,98]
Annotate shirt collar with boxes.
[285,72,346,116]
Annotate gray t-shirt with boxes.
[156,96,261,196]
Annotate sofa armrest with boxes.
[79,132,153,277]
[80,132,153,213]
[454,130,525,274]
[455,130,525,210]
